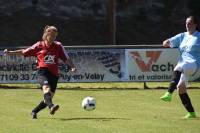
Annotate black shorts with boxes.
[37,68,59,93]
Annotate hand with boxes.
[3,49,10,55]
[70,67,77,72]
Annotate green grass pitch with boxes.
[0,82,200,133]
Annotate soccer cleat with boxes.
[160,92,172,102]
[50,105,59,115]
[31,112,37,119]
[183,112,197,119]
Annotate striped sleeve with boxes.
[22,42,40,57]
[59,44,70,61]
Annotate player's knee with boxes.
[172,71,181,84]
[177,83,186,94]
[42,85,50,93]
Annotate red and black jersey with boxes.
[22,41,69,76]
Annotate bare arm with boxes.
[4,49,24,56]
[163,39,171,48]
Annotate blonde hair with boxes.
[42,25,58,40]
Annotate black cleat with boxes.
[31,112,37,119]
[50,105,59,115]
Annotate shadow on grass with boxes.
[59,87,141,91]
[58,86,200,91]
[0,84,37,89]
[181,117,200,121]
[0,84,141,91]
[43,117,131,121]
[1,84,200,91]
[0,84,28,89]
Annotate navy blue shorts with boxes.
[37,68,59,93]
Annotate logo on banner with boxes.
[98,52,122,78]
[130,51,162,72]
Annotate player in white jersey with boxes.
[160,16,200,118]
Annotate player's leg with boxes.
[160,63,182,101]
[160,71,181,101]
[177,62,197,118]
[42,85,59,115]
[31,69,49,119]
[31,100,47,119]
[177,75,196,118]
[43,85,55,109]
[48,75,59,115]
[31,68,56,118]
[38,68,57,110]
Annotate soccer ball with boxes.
[81,96,96,111]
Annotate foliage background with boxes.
[0,0,200,46]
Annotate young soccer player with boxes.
[160,16,200,118]
[4,25,76,119]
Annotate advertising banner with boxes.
[0,49,125,83]
[125,49,179,81]
[1,47,200,83]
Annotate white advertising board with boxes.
[0,49,125,83]
[125,49,179,81]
